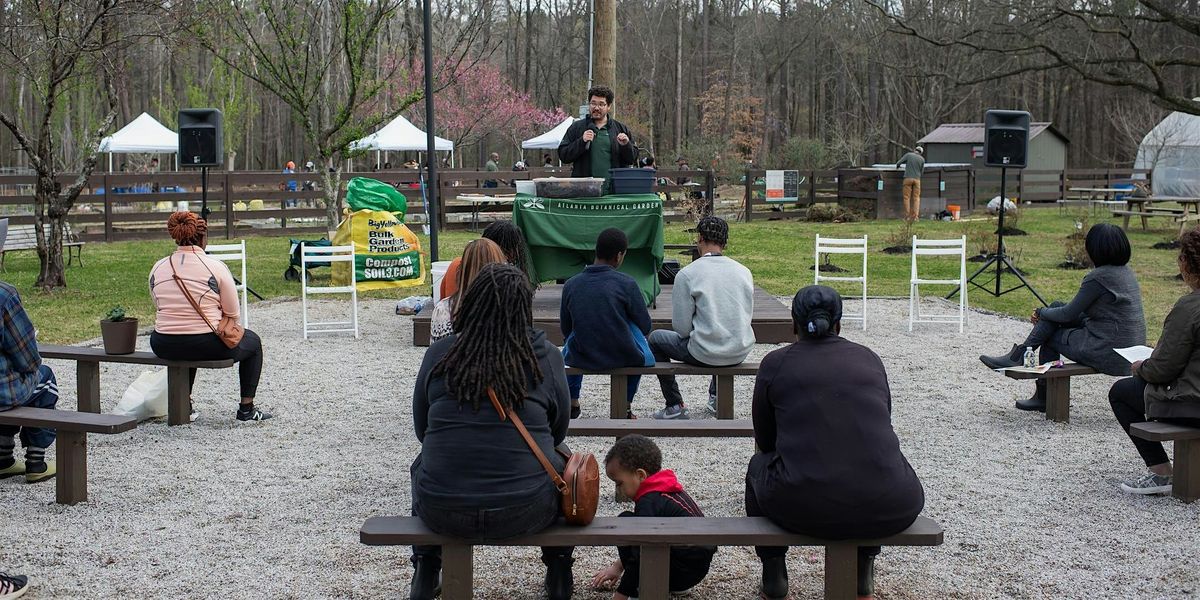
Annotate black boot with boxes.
[760,555,788,600]
[857,551,876,598]
[980,344,1026,369]
[408,556,441,600]
[543,553,574,600]
[1015,380,1047,412]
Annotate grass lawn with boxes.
[5,206,1189,343]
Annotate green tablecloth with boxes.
[512,193,664,305]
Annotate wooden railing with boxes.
[0,167,717,243]
[435,168,715,226]
[742,167,1152,220]
[742,167,975,221]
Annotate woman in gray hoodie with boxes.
[980,224,1146,411]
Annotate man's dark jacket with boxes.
[557,117,637,177]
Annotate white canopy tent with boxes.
[1134,105,1200,198]
[98,112,179,172]
[521,117,574,150]
[349,114,454,169]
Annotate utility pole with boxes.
[594,0,616,94]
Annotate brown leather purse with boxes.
[169,258,245,349]
[488,387,599,526]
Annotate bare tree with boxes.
[0,0,172,290]
[868,0,1200,115]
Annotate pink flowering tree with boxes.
[389,59,563,161]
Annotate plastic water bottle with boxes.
[1023,346,1036,368]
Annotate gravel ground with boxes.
[2,296,1198,599]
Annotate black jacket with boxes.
[557,117,637,178]
[616,470,716,597]
[411,328,571,509]
[749,335,925,539]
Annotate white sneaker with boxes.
[653,404,689,420]
[1119,472,1172,495]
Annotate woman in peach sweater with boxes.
[148,212,270,422]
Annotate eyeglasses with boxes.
[589,102,608,108]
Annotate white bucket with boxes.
[515,180,536,195]
[431,260,452,304]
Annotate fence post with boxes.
[743,170,752,222]
[704,170,714,217]
[224,172,233,239]
[103,174,113,242]
[808,171,816,205]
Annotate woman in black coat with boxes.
[409,264,575,600]
[746,286,925,600]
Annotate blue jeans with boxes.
[563,322,654,405]
[648,330,717,408]
[0,365,59,449]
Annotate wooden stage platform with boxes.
[411,284,795,347]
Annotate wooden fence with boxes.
[743,167,1152,220]
[742,167,975,221]
[0,168,714,242]
[435,168,715,226]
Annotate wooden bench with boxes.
[1,223,85,270]
[360,515,944,600]
[565,361,759,420]
[1131,422,1200,503]
[0,407,136,505]
[1003,363,1098,423]
[569,418,754,438]
[39,344,235,426]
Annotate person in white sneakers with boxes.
[649,216,754,419]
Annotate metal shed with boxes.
[917,122,1070,170]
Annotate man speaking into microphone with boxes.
[558,85,637,194]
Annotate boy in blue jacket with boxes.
[560,228,654,418]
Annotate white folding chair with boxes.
[206,240,249,328]
[301,244,359,339]
[814,234,868,329]
[909,236,968,333]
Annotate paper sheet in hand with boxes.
[1115,345,1154,363]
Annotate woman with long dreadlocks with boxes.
[409,263,575,600]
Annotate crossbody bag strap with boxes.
[168,256,220,336]
[487,387,568,493]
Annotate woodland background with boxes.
[1,0,1197,176]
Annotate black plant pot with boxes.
[100,318,138,355]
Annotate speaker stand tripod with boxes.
[198,165,265,301]
[949,167,1047,306]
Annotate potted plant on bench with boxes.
[100,306,138,354]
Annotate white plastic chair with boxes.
[814,234,868,329]
[206,240,249,328]
[301,244,359,339]
[909,236,968,333]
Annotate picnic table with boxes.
[455,194,515,231]
[1063,187,1132,215]
[1123,196,1200,235]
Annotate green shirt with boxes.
[589,124,612,187]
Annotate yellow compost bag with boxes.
[331,209,425,290]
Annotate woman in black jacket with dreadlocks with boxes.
[409,263,575,600]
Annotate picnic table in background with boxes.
[455,194,515,231]
[1109,195,1200,234]
[1063,186,1134,215]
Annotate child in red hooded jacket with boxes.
[590,435,716,599]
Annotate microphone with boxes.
[585,123,597,150]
